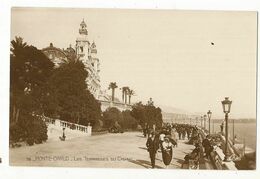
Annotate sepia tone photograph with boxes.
[9,7,257,170]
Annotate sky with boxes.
[11,8,257,119]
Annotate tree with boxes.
[121,86,129,104]
[130,102,147,128]
[10,37,53,144]
[128,89,135,104]
[108,82,118,102]
[145,105,163,129]
[102,107,123,128]
[10,37,54,144]
[121,110,138,130]
[10,37,54,121]
[48,60,102,126]
[130,101,163,130]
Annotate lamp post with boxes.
[200,116,203,129]
[221,97,232,161]
[203,114,207,131]
[207,110,212,135]
[212,119,214,133]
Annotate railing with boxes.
[198,128,238,170]
[99,100,132,111]
[41,116,92,136]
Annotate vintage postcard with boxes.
[9,7,257,170]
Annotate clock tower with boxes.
[76,19,101,98]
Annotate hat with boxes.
[164,137,169,141]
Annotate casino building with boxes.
[42,19,132,111]
[42,19,101,99]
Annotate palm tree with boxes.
[124,87,130,104]
[10,36,28,124]
[108,82,118,102]
[11,36,27,57]
[121,86,128,104]
[128,89,135,104]
[120,88,124,102]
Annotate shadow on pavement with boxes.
[173,157,185,165]
[136,135,146,138]
[138,147,147,150]
[128,159,164,169]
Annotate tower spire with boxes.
[79,19,88,35]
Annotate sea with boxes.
[163,118,257,151]
[211,120,256,151]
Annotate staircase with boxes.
[41,116,92,142]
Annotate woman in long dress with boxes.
[161,136,173,168]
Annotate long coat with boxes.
[146,136,159,153]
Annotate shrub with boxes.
[30,117,48,144]
[10,114,48,146]
[121,110,138,130]
[10,123,25,143]
[102,107,123,128]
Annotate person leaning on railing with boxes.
[183,143,201,168]
[202,135,214,160]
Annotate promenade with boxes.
[10,132,212,169]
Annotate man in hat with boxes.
[146,131,159,168]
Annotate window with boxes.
[80,47,83,53]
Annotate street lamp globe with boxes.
[221,97,232,162]
[221,97,232,114]
[207,110,212,119]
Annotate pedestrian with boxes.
[171,128,178,147]
[202,135,213,159]
[159,132,166,151]
[183,143,201,169]
[182,129,186,140]
[146,131,159,168]
[161,136,173,169]
[186,128,191,140]
[178,128,182,140]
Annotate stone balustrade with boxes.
[41,116,92,136]
[197,127,238,170]
[99,100,132,111]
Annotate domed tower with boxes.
[76,19,90,61]
[75,19,101,99]
[90,41,100,73]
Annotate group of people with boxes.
[146,130,174,169]
[173,124,194,140]
[183,134,214,169]
[145,123,180,169]
[145,123,214,169]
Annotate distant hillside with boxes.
[159,105,190,114]
[212,118,256,123]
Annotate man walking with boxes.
[146,131,159,168]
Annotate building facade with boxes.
[42,19,101,99]
[75,20,101,98]
[42,19,132,111]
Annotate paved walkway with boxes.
[10,132,199,169]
